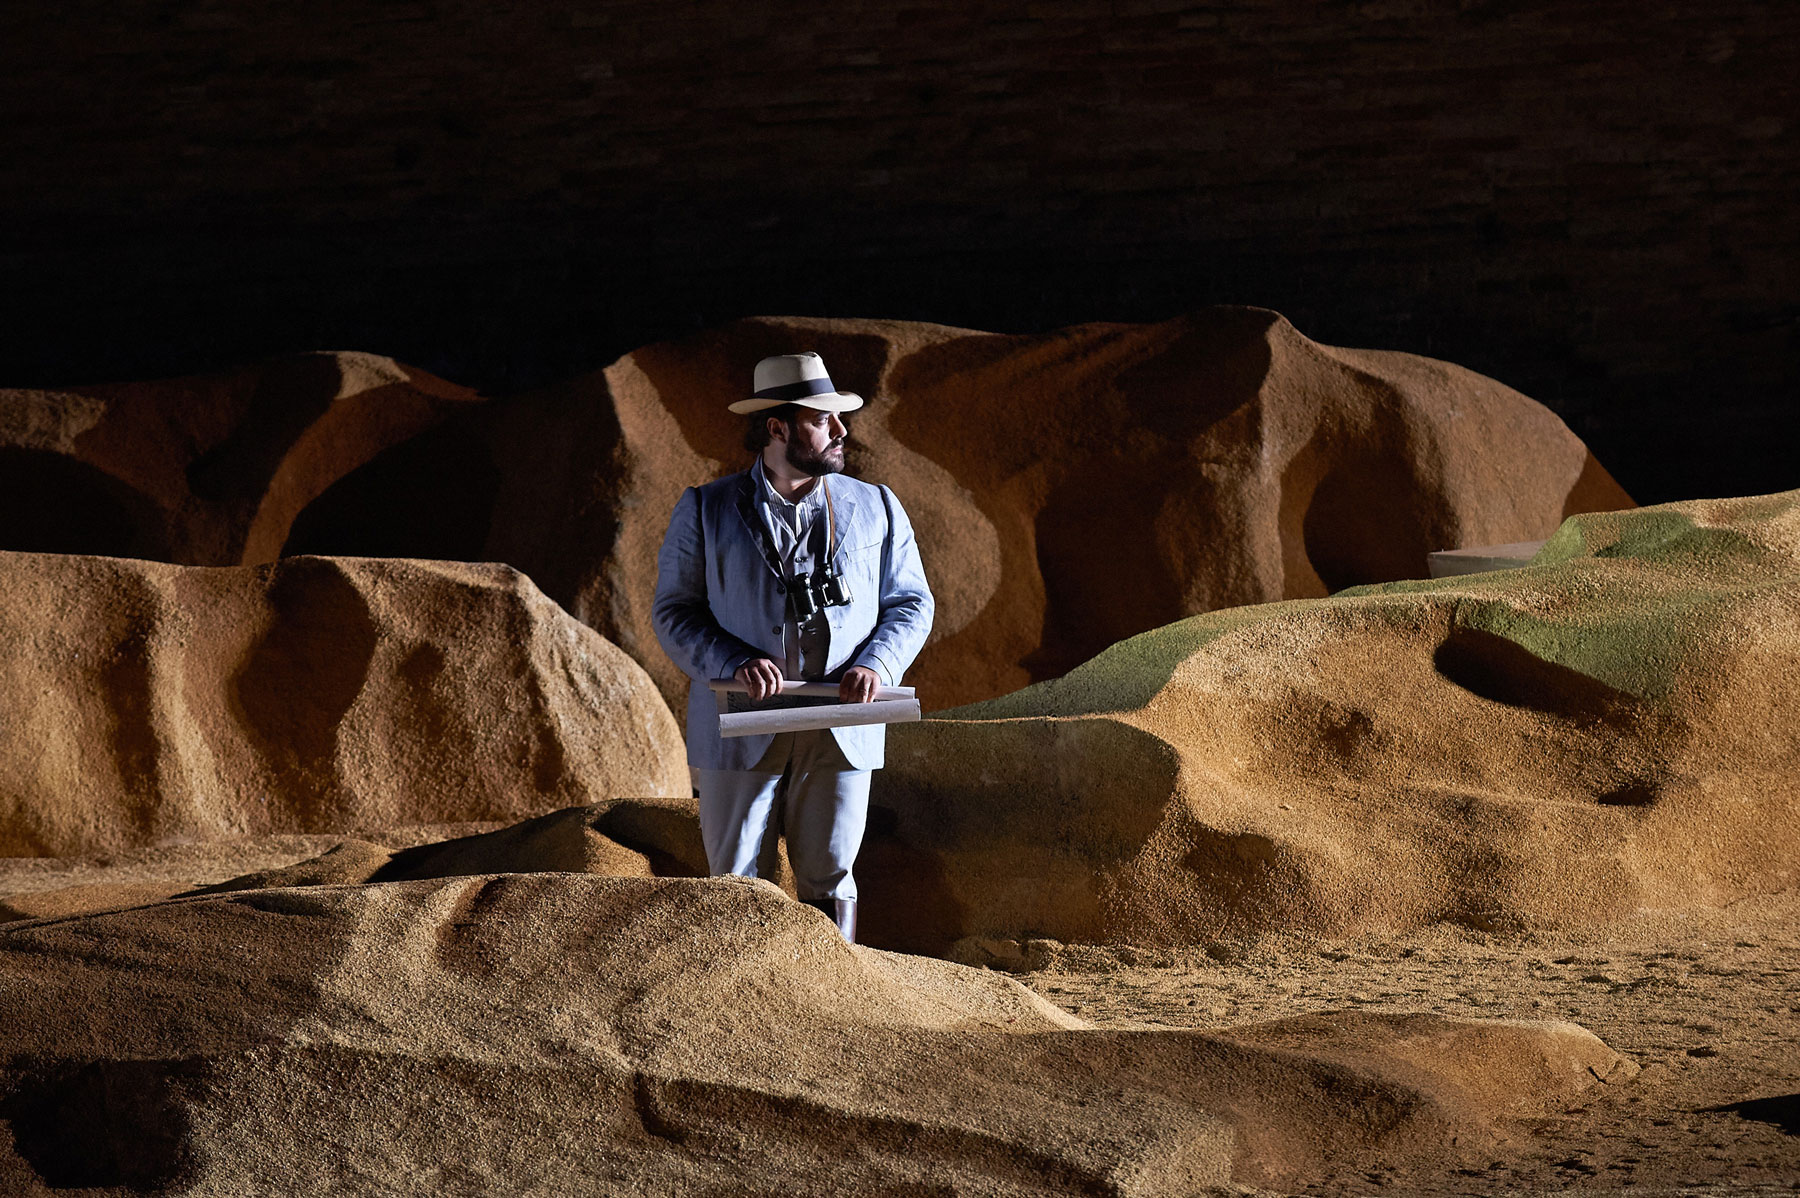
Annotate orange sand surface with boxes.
[0,834,1791,1194]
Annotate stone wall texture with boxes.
[2,1,1794,502]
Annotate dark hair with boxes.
[742,403,802,454]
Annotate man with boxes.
[651,351,933,943]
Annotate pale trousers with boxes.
[692,729,871,902]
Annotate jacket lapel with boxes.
[823,478,864,569]
[732,470,783,581]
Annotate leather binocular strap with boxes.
[817,476,841,568]
[735,475,785,578]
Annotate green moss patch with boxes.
[941,491,1800,720]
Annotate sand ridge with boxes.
[1021,890,1800,1193]
[2,825,1790,1192]
[863,491,1800,951]
[0,870,1630,1195]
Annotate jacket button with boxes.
[773,626,782,634]
[775,583,785,594]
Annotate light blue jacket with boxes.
[652,468,934,771]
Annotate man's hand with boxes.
[839,666,881,704]
[735,658,785,702]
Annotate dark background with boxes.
[2,0,1794,503]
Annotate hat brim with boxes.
[728,391,864,415]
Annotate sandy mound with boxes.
[0,553,687,856]
[494,309,1629,714]
[864,492,1800,951]
[0,352,484,565]
[1026,893,1800,1193]
[0,872,1631,1194]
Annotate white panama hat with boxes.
[729,352,864,415]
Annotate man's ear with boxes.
[767,415,788,445]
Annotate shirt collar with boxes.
[752,455,823,510]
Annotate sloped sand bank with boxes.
[867,492,1800,950]
[1021,890,1800,1193]
[0,872,1627,1195]
[0,553,687,857]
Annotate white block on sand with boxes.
[1427,540,1547,579]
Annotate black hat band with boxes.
[752,376,840,402]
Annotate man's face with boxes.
[779,408,848,477]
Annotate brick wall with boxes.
[2,1,1794,501]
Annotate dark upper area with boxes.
[1,0,1794,503]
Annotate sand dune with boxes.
[863,492,1800,951]
[0,872,1629,1195]
[0,553,687,856]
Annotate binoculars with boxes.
[788,567,853,619]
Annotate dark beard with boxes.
[786,437,846,477]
